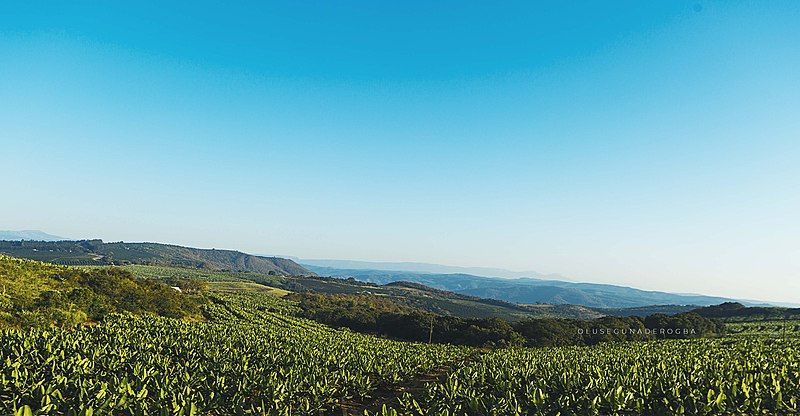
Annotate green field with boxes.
[1,292,468,415]
[2,292,799,414]
[207,281,291,296]
[382,338,800,415]
[1,258,799,415]
[725,319,800,337]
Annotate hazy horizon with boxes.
[1,229,795,305]
[2,2,799,304]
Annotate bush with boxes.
[0,255,203,328]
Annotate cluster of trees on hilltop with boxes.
[691,302,800,320]
[288,292,725,347]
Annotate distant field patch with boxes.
[208,280,290,296]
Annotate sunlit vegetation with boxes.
[0,292,468,415]
[289,292,725,347]
[0,256,201,328]
[0,256,797,415]
[381,338,800,415]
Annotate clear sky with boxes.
[1,1,798,303]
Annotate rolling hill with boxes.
[299,258,570,280]
[691,302,800,320]
[0,240,312,276]
[302,265,757,309]
[118,264,605,320]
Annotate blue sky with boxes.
[1,1,799,302]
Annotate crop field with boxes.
[383,338,800,415]
[1,289,799,415]
[725,319,800,337]
[110,265,274,284]
[206,281,291,296]
[0,292,468,415]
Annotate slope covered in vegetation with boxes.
[120,264,605,320]
[0,255,201,327]
[289,292,726,347]
[692,301,800,321]
[0,239,311,276]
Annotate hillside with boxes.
[0,239,312,276]
[0,255,201,327]
[299,278,603,320]
[691,302,800,321]
[598,304,699,317]
[117,264,604,320]
[304,266,751,308]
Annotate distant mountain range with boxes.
[1,231,787,309]
[0,239,312,276]
[0,230,68,241]
[301,265,775,309]
[299,258,571,280]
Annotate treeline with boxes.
[692,302,800,320]
[288,293,725,347]
[0,240,311,276]
[0,255,203,328]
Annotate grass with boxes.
[208,280,291,296]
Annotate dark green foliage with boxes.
[512,318,586,347]
[691,301,800,321]
[692,302,748,317]
[644,312,726,337]
[288,292,525,347]
[287,292,724,348]
[514,312,725,347]
[598,304,699,317]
